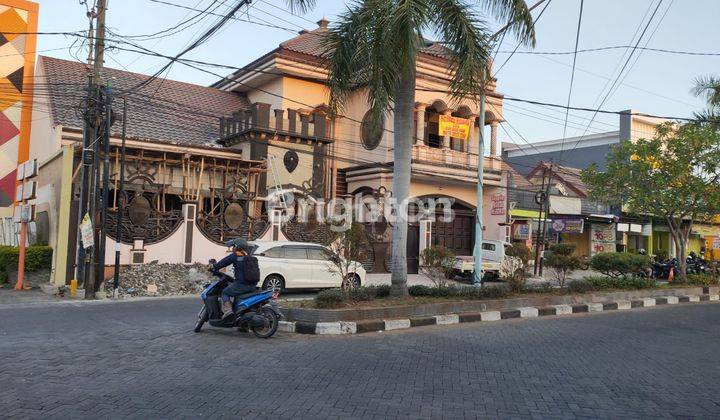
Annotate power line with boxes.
[557,0,584,164]
[492,0,552,77]
[565,0,665,156]
[495,45,720,57]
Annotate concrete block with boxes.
[339,321,357,334]
[666,296,679,304]
[616,300,631,310]
[553,305,573,315]
[587,303,604,312]
[710,295,719,301]
[518,307,539,318]
[688,295,700,302]
[315,322,342,335]
[278,321,295,333]
[434,314,459,325]
[480,311,501,321]
[642,298,656,307]
[384,319,411,331]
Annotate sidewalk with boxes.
[0,287,64,306]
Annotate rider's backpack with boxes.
[243,256,261,286]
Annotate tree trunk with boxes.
[389,68,416,297]
[667,217,689,280]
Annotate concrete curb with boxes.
[282,293,718,335]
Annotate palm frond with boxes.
[481,0,536,47]
[324,0,419,123]
[692,75,720,108]
[284,0,316,14]
[431,0,492,102]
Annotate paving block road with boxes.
[1,297,720,419]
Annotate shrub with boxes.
[544,244,582,287]
[315,289,345,308]
[420,245,456,287]
[314,285,392,308]
[500,256,526,293]
[408,284,510,299]
[590,252,651,278]
[567,280,595,294]
[680,274,720,286]
[581,275,656,290]
[521,281,555,294]
[0,245,53,276]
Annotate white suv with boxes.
[250,241,367,290]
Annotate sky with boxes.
[33,0,720,145]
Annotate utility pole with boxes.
[533,162,553,276]
[112,97,127,299]
[472,98,486,286]
[473,0,547,286]
[75,0,107,299]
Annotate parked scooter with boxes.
[194,259,281,338]
[651,257,679,280]
[686,252,709,275]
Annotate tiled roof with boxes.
[280,25,451,61]
[40,56,250,147]
[530,162,588,197]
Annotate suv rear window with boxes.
[307,247,330,260]
[283,246,308,259]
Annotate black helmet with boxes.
[225,238,249,251]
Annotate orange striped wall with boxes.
[0,0,37,206]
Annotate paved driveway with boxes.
[1,298,719,418]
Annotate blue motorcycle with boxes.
[194,260,281,338]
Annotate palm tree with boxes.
[320,0,536,296]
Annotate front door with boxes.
[433,215,474,256]
[281,246,316,288]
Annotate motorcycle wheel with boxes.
[194,305,208,333]
[251,307,279,339]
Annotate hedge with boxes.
[0,245,53,274]
[590,252,651,277]
[567,275,656,293]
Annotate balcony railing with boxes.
[219,102,332,145]
[411,144,502,172]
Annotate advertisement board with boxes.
[438,115,471,140]
[591,223,616,255]
[550,218,584,234]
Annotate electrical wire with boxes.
[557,0,584,165]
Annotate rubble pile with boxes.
[104,262,212,298]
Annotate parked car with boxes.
[249,241,367,291]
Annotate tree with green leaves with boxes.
[314,0,536,296]
[581,122,720,278]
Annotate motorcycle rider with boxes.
[211,238,256,319]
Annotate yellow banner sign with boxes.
[439,115,471,140]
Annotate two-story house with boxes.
[212,19,511,273]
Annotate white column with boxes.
[415,103,427,146]
[442,110,452,149]
[490,121,499,156]
[466,114,477,153]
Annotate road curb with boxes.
[282,293,718,335]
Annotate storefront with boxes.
[551,216,589,257]
[693,224,720,260]
[617,221,652,254]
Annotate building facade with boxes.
[0,0,37,240]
